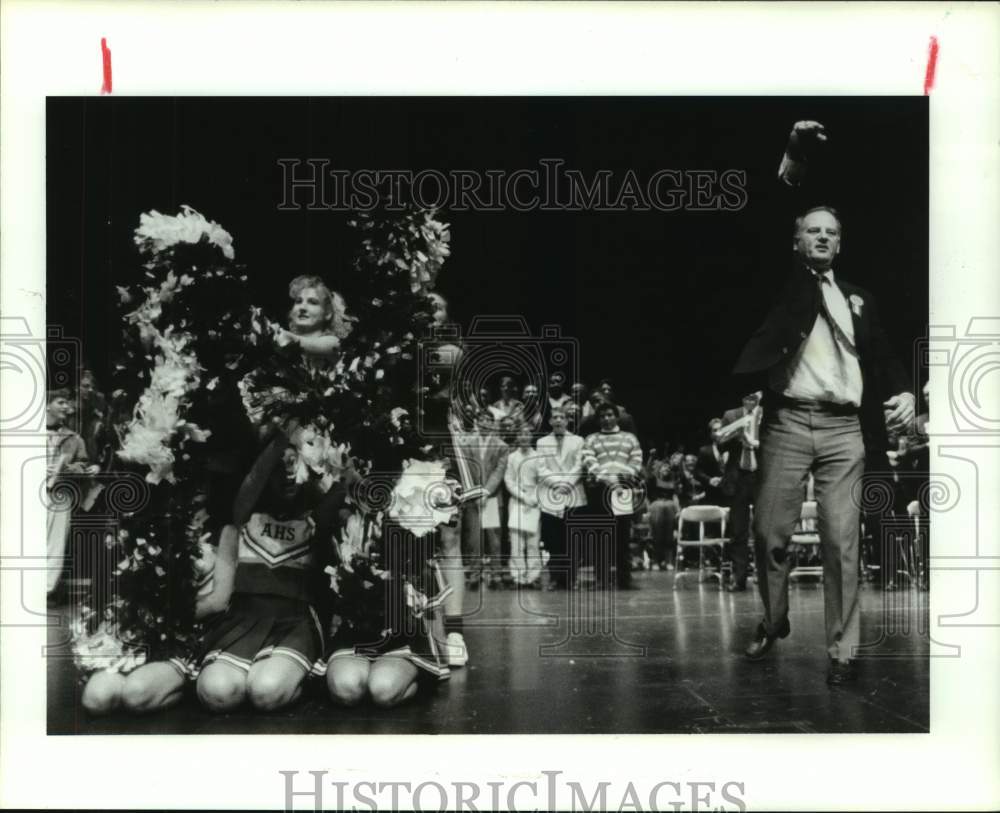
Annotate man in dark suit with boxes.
[694,418,728,507]
[714,393,762,592]
[733,122,915,685]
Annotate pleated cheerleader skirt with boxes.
[190,592,326,679]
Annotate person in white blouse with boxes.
[503,423,543,587]
[535,407,586,589]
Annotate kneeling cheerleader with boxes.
[325,460,454,708]
[192,426,346,713]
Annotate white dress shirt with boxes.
[771,269,864,406]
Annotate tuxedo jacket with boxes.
[733,263,909,452]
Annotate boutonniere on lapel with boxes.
[849,294,864,317]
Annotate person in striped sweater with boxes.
[581,402,643,589]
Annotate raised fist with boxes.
[779,120,828,186]
[787,120,828,161]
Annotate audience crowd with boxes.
[49,365,930,602]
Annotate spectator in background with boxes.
[578,390,637,437]
[887,437,917,513]
[576,390,608,438]
[547,372,572,417]
[570,381,591,422]
[865,449,901,591]
[520,383,544,434]
[598,379,630,417]
[71,369,110,467]
[879,432,926,591]
[906,381,930,590]
[716,392,762,591]
[496,412,519,583]
[477,385,494,414]
[667,450,683,470]
[497,415,518,448]
[651,444,673,475]
[537,406,586,589]
[866,382,928,591]
[646,453,680,571]
[563,401,582,435]
[903,381,930,485]
[490,376,523,422]
[46,389,98,599]
[677,454,706,508]
[907,382,929,481]
[695,418,729,507]
[637,447,658,520]
[463,409,509,590]
[581,402,643,590]
[504,424,543,588]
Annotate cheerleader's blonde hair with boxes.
[287,275,356,340]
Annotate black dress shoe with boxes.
[827,659,858,685]
[725,581,747,593]
[744,618,791,660]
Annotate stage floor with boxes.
[48,571,929,735]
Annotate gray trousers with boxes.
[753,403,866,661]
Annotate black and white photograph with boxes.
[2,3,998,812]
[43,96,929,736]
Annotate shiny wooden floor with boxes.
[48,572,929,734]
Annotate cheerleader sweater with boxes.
[581,428,643,478]
[234,512,318,602]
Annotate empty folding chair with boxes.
[674,505,729,589]
[789,500,823,582]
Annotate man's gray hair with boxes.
[793,205,842,235]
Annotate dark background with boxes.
[47,97,928,451]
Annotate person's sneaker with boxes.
[443,632,469,668]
